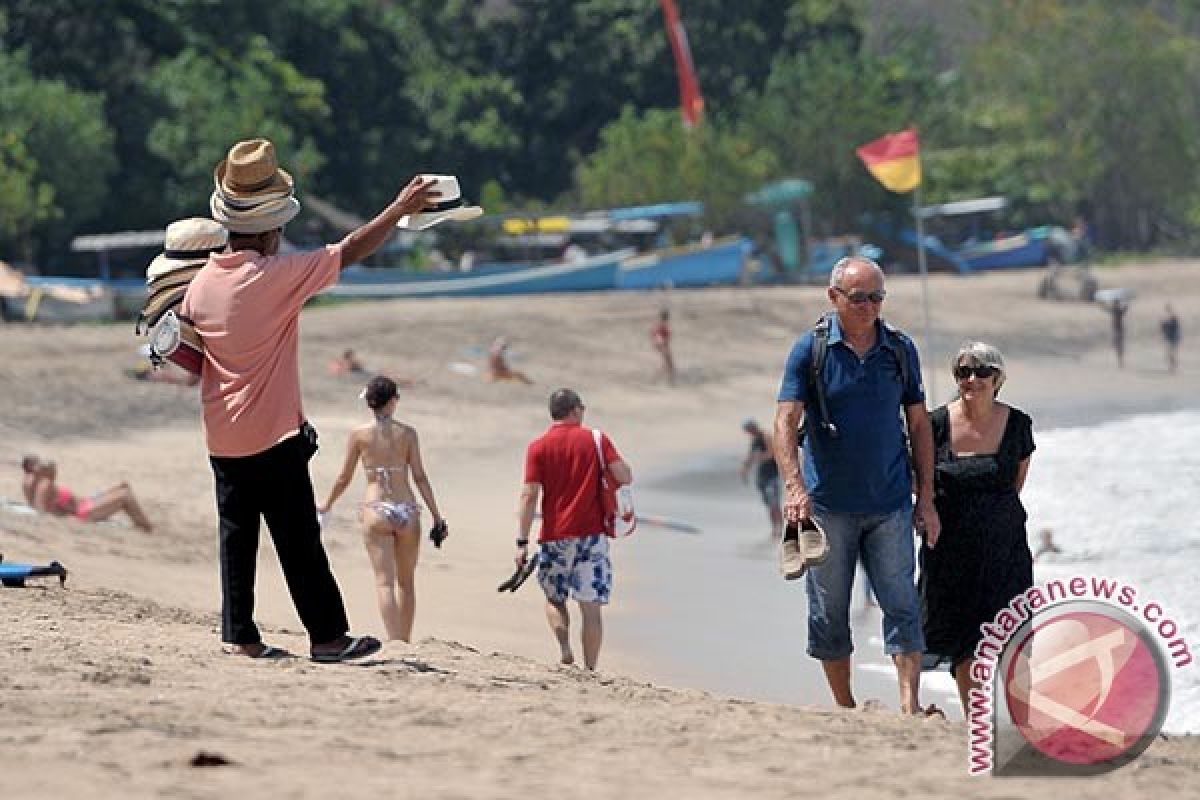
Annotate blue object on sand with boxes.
[0,561,68,587]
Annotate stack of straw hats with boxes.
[137,218,227,335]
[136,217,227,375]
[209,138,300,234]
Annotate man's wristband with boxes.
[516,538,529,547]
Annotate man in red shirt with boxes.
[516,389,632,669]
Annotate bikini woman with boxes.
[319,375,447,642]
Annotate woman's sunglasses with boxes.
[954,365,998,381]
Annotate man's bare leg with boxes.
[545,600,574,665]
[821,657,856,708]
[579,601,603,670]
[893,651,922,713]
[952,659,976,714]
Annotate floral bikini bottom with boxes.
[362,501,420,531]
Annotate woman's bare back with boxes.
[357,417,418,505]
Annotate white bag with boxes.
[592,429,636,538]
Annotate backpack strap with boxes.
[880,320,913,396]
[804,315,914,445]
[807,313,838,438]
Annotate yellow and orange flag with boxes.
[856,128,921,193]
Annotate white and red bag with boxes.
[592,428,636,538]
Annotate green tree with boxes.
[144,38,328,219]
[742,34,952,234]
[965,0,1200,249]
[0,49,115,261]
[575,107,778,226]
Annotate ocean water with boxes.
[1020,410,1200,734]
[612,409,1200,733]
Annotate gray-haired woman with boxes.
[919,342,1035,712]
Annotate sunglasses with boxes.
[954,365,998,381]
[833,286,887,305]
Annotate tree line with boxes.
[2,0,1198,267]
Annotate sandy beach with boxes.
[3,260,1199,797]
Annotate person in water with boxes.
[319,375,447,642]
[20,455,154,532]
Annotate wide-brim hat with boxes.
[397,174,483,231]
[210,190,300,234]
[145,218,228,283]
[213,138,294,202]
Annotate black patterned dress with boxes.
[920,405,1036,668]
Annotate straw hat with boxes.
[145,218,228,283]
[210,138,301,233]
[210,191,300,234]
[213,138,294,201]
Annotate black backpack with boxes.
[803,312,914,440]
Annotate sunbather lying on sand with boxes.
[21,455,153,532]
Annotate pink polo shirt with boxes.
[182,244,341,457]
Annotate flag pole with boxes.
[912,184,936,404]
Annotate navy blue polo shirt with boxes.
[777,314,924,514]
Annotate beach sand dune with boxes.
[2,260,1199,796]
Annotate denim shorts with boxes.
[537,533,612,605]
[804,504,923,660]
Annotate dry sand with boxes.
[2,260,1199,797]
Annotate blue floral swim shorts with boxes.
[537,533,612,605]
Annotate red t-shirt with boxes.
[524,421,621,542]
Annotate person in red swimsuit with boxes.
[20,455,153,532]
[651,309,676,385]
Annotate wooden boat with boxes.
[327,250,631,299]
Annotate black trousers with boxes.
[209,432,349,646]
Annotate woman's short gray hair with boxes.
[952,341,1007,395]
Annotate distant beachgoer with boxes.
[651,309,676,386]
[515,388,632,669]
[920,342,1035,714]
[182,136,439,661]
[1161,304,1181,373]
[1071,213,1095,261]
[20,455,153,532]
[1107,297,1129,368]
[330,348,368,377]
[1033,528,1062,562]
[774,256,939,716]
[740,419,782,541]
[319,375,446,642]
[487,337,533,384]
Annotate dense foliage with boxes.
[2,0,1199,265]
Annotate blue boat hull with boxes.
[960,235,1050,270]
[329,251,629,298]
[616,238,751,289]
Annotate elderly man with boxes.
[183,138,438,662]
[516,389,632,670]
[773,256,940,715]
